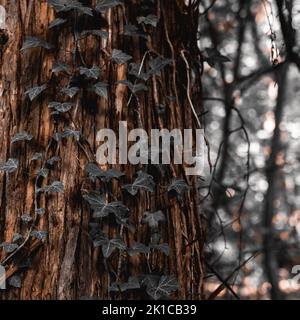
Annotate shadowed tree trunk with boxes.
[0,0,205,299]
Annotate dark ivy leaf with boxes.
[81,30,109,39]
[30,152,43,161]
[8,275,22,288]
[146,275,179,300]
[117,80,147,94]
[49,18,67,29]
[44,181,64,193]
[12,233,23,243]
[94,201,128,218]
[156,104,166,114]
[21,37,53,51]
[149,56,172,75]
[25,84,47,101]
[115,216,135,232]
[48,101,73,113]
[137,14,159,27]
[142,210,165,228]
[83,191,128,218]
[112,49,132,64]
[0,158,19,173]
[96,0,122,12]
[203,48,231,67]
[0,242,18,253]
[124,24,147,39]
[47,156,61,165]
[36,208,46,215]
[21,214,33,223]
[37,168,49,178]
[91,82,108,99]
[11,131,33,143]
[150,243,169,256]
[101,238,126,258]
[52,61,71,74]
[30,230,48,240]
[85,163,124,182]
[128,242,150,256]
[47,0,93,16]
[123,170,155,195]
[61,86,79,98]
[109,277,140,292]
[128,62,150,81]
[62,127,81,141]
[167,179,190,195]
[79,65,100,79]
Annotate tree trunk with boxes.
[0,0,205,300]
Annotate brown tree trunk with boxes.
[0,0,205,299]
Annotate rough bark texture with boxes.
[0,0,205,299]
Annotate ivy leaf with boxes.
[61,86,79,98]
[62,127,81,141]
[11,131,33,143]
[150,243,169,256]
[167,179,190,195]
[21,214,33,223]
[0,242,18,253]
[123,171,155,195]
[30,230,48,240]
[30,152,43,161]
[37,168,49,178]
[142,210,165,228]
[12,233,23,242]
[47,0,69,11]
[8,275,22,288]
[137,14,159,27]
[101,238,126,258]
[36,208,46,215]
[47,0,93,15]
[81,30,109,39]
[109,277,140,292]
[156,104,166,114]
[49,18,67,29]
[85,163,124,182]
[112,49,132,64]
[203,48,231,67]
[96,0,122,12]
[101,168,124,182]
[124,24,147,39]
[115,216,135,232]
[25,84,47,101]
[117,80,147,94]
[146,275,179,300]
[83,191,103,208]
[44,181,64,193]
[91,82,108,99]
[83,191,128,218]
[52,61,71,74]
[21,37,53,51]
[128,63,150,81]
[47,156,61,165]
[48,101,73,113]
[79,65,100,79]
[128,242,150,256]
[93,201,127,218]
[0,158,19,173]
[149,56,172,75]
[85,163,104,181]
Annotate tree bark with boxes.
[0,0,205,300]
